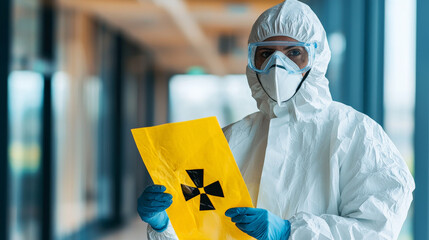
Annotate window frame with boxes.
[0,0,11,239]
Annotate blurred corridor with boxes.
[1,0,428,239]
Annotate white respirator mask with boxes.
[257,52,304,107]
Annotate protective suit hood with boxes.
[247,0,332,120]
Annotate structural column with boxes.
[363,0,385,125]
[414,0,429,239]
[341,0,385,125]
[0,0,11,239]
[40,0,55,239]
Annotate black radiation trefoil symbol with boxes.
[181,169,224,211]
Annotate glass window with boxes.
[53,11,102,237]
[52,71,103,237]
[169,74,258,127]
[11,0,40,71]
[384,0,416,239]
[8,0,43,238]
[8,71,44,240]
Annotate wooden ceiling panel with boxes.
[109,16,174,33]
[186,0,283,12]
[133,30,187,46]
[185,0,282,2]
[58,0,280,74]
[58,0,162,14]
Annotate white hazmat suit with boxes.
[147,0,414,239]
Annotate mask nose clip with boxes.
[266,51,301,74]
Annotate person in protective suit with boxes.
[137,0,415,239]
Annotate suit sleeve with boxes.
[147,221,178,240]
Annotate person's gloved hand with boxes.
[225,207,291,240]
[137,185,172,232]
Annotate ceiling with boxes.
[57,0,284,75]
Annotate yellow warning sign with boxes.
[132,117,254,239]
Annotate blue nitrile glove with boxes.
[137,185,173,232]
[225,207,291,240]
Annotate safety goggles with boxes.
[248,41,317,74]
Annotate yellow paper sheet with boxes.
[131,117,254,240]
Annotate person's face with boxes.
[256,36,309,77]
